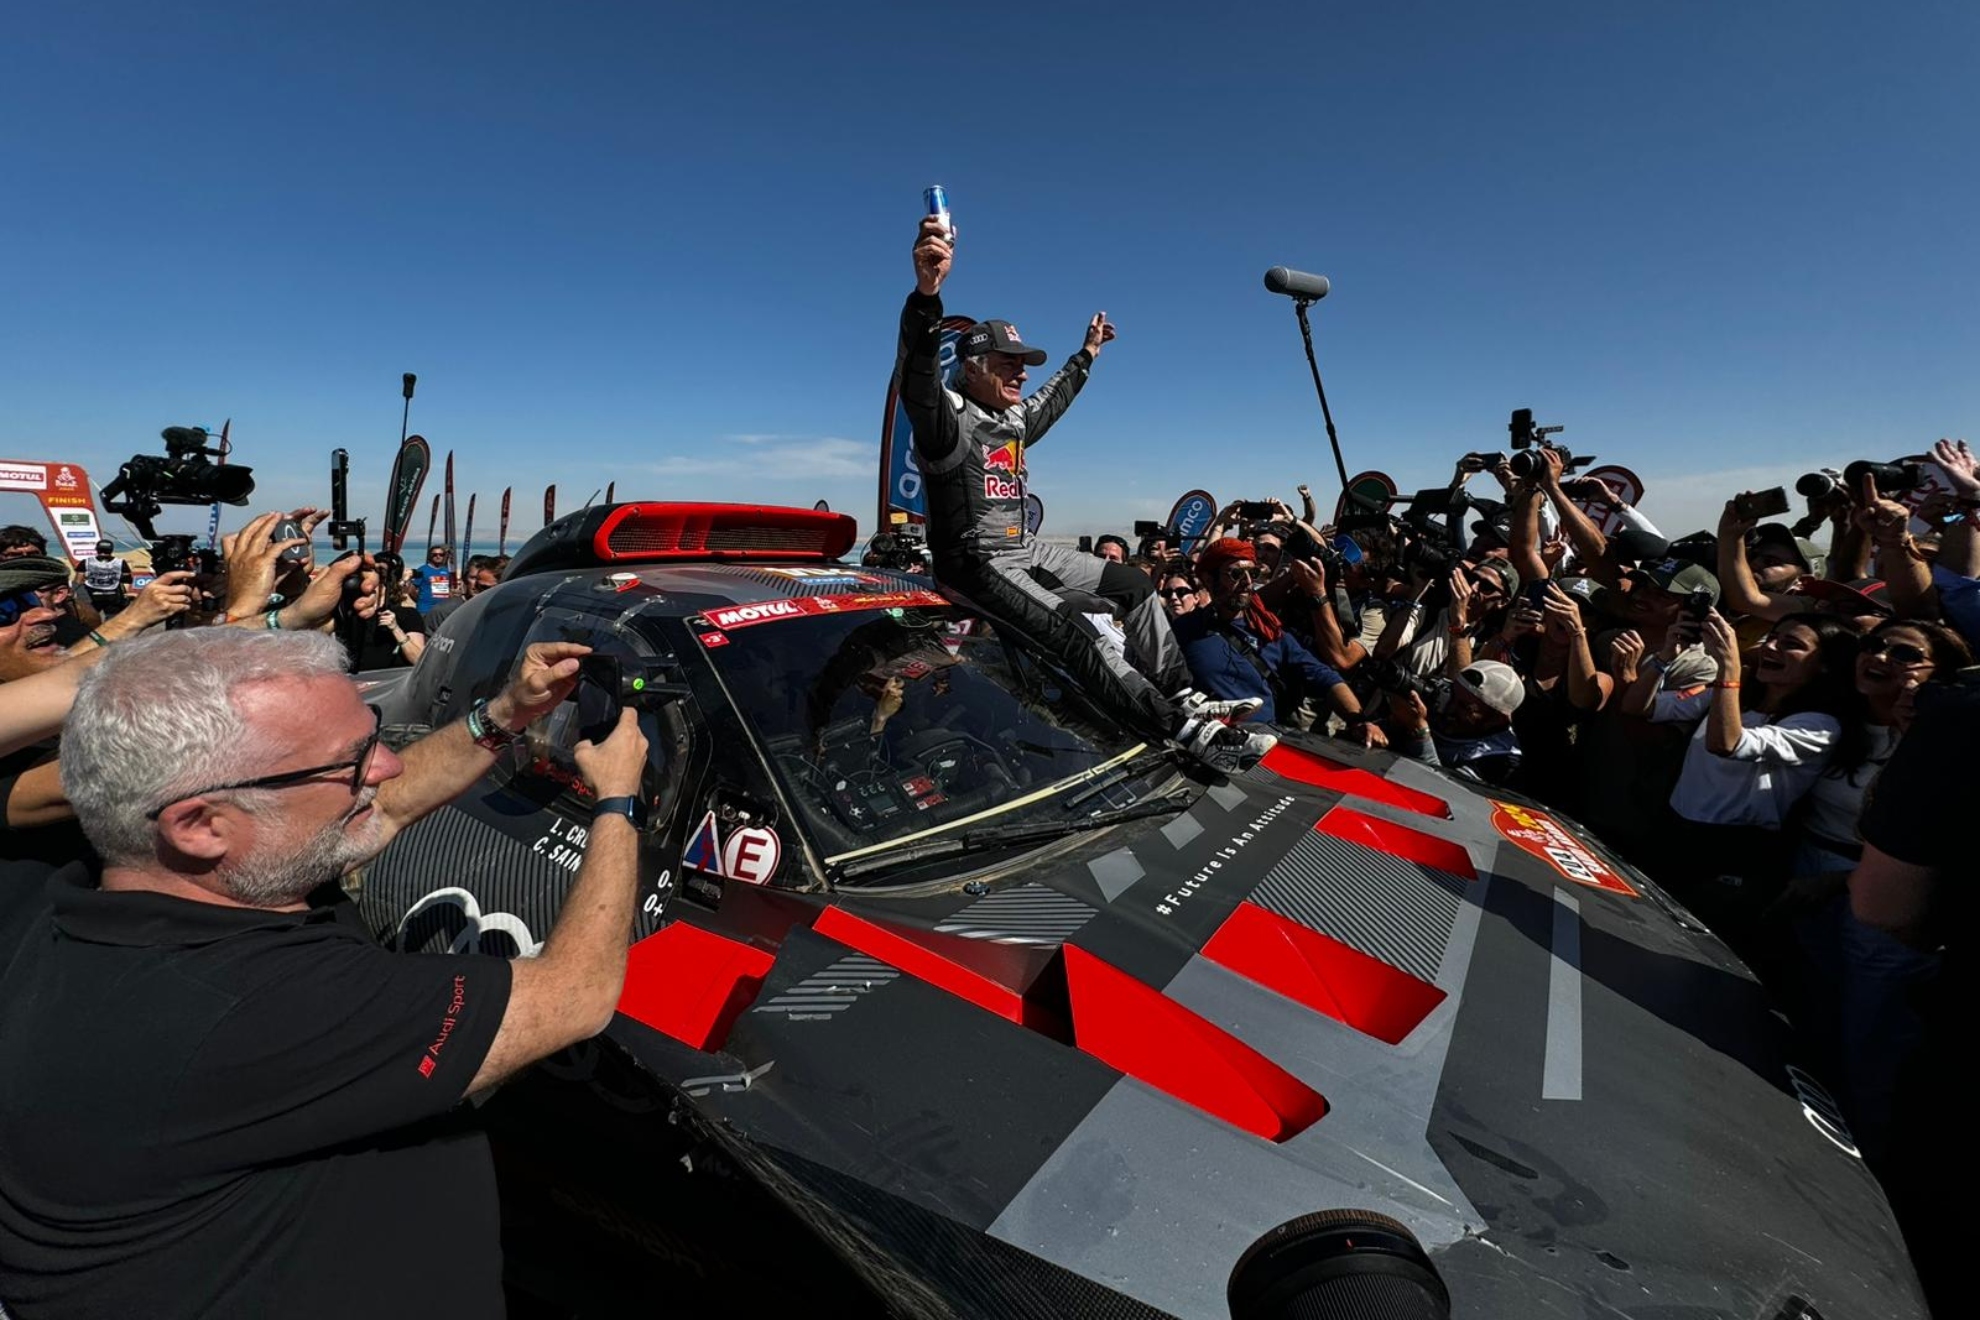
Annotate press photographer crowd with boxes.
[0,207,1966,1315]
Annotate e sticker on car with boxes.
[1490,801,1639,897]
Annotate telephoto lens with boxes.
[1796,471,1841,499]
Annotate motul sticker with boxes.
[701,591,948,632]
[709,600,804,629]
[1490,802,1638,897]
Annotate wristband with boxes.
[87,629,110,647]
[1711,680,1741,690]
[591,795,645,828]
[465,698,522,752]
[264,610,283,630]
[1645,654,1670,673]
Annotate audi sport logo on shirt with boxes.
[709,600,804,629]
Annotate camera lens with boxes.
[1508,450,1540,480]
[1229,1209,1451,1320]
[1795,472,1837,499]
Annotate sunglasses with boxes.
[1219,565,1261,584]
[146,706,384,819]
[0,591,44,627]
[1160,586,1196,599]
[1862,639,1931,668]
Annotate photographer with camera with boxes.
[1371,552,1517,682]
[1175,539,1362,731]
[0,629,654,1317]
[1379,659,1526,787]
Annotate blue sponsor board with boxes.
[1167,488,1218,554]
[880,316,972,527]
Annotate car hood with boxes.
[593,732,1922,1319]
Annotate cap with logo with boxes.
[1629,557,1721,606]
[0,555,75,597]
[1452,659,1526,717]
[958,320,1048,366]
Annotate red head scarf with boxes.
[1197,538,1283,642]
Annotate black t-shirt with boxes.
[1860,681,1979,955]
[350,606,427,672]
[0,864,514,1318]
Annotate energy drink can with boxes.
[923,185,954,241]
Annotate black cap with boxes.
[959,320,1048,366]
[1610,527,1671,565]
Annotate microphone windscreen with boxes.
[1264,267,1331,300]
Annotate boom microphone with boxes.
[1263,267,1330,301]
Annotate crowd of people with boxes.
[1053,440,1976,1303]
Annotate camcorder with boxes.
[863,516,928,572]
[101,426,255,540]
[1506,408,1594,480]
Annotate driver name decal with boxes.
[1490,802,1639,897]
[701,590,949,631]
[1156,794,1297,917]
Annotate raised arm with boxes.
[1714,498,1799,622]
[469,708,650,1092]
[898,218,964,468]
[1537,448,1609,569]
[1020,313,1107,444]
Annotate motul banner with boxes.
[0,459,106,564]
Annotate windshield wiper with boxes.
[1058,743,1190,810]
[833,792,1193,882]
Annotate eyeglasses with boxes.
[0,591,44,627]
[1160,586,1197,599]
[1862,639,1931,668]
[1219,565,1261,584]
[146,706,384,820]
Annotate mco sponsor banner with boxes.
[1,459,105,563]
[1166,489,1217,554]
[879,314,973,529]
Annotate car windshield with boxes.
[700,602,1169,875]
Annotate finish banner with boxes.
[0,458,106,564]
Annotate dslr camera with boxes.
[101,426,256,540]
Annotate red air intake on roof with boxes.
[593,503,858,563]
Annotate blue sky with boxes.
[4,1,1976,548]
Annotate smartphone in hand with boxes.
[1733,487,1790,521]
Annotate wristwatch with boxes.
[465,698,521,753]
[591,795,644,828]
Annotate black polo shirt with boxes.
[0,864,514,1318]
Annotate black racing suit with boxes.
[895,291,1187,737]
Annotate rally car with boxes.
[355,501,1924,1318]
